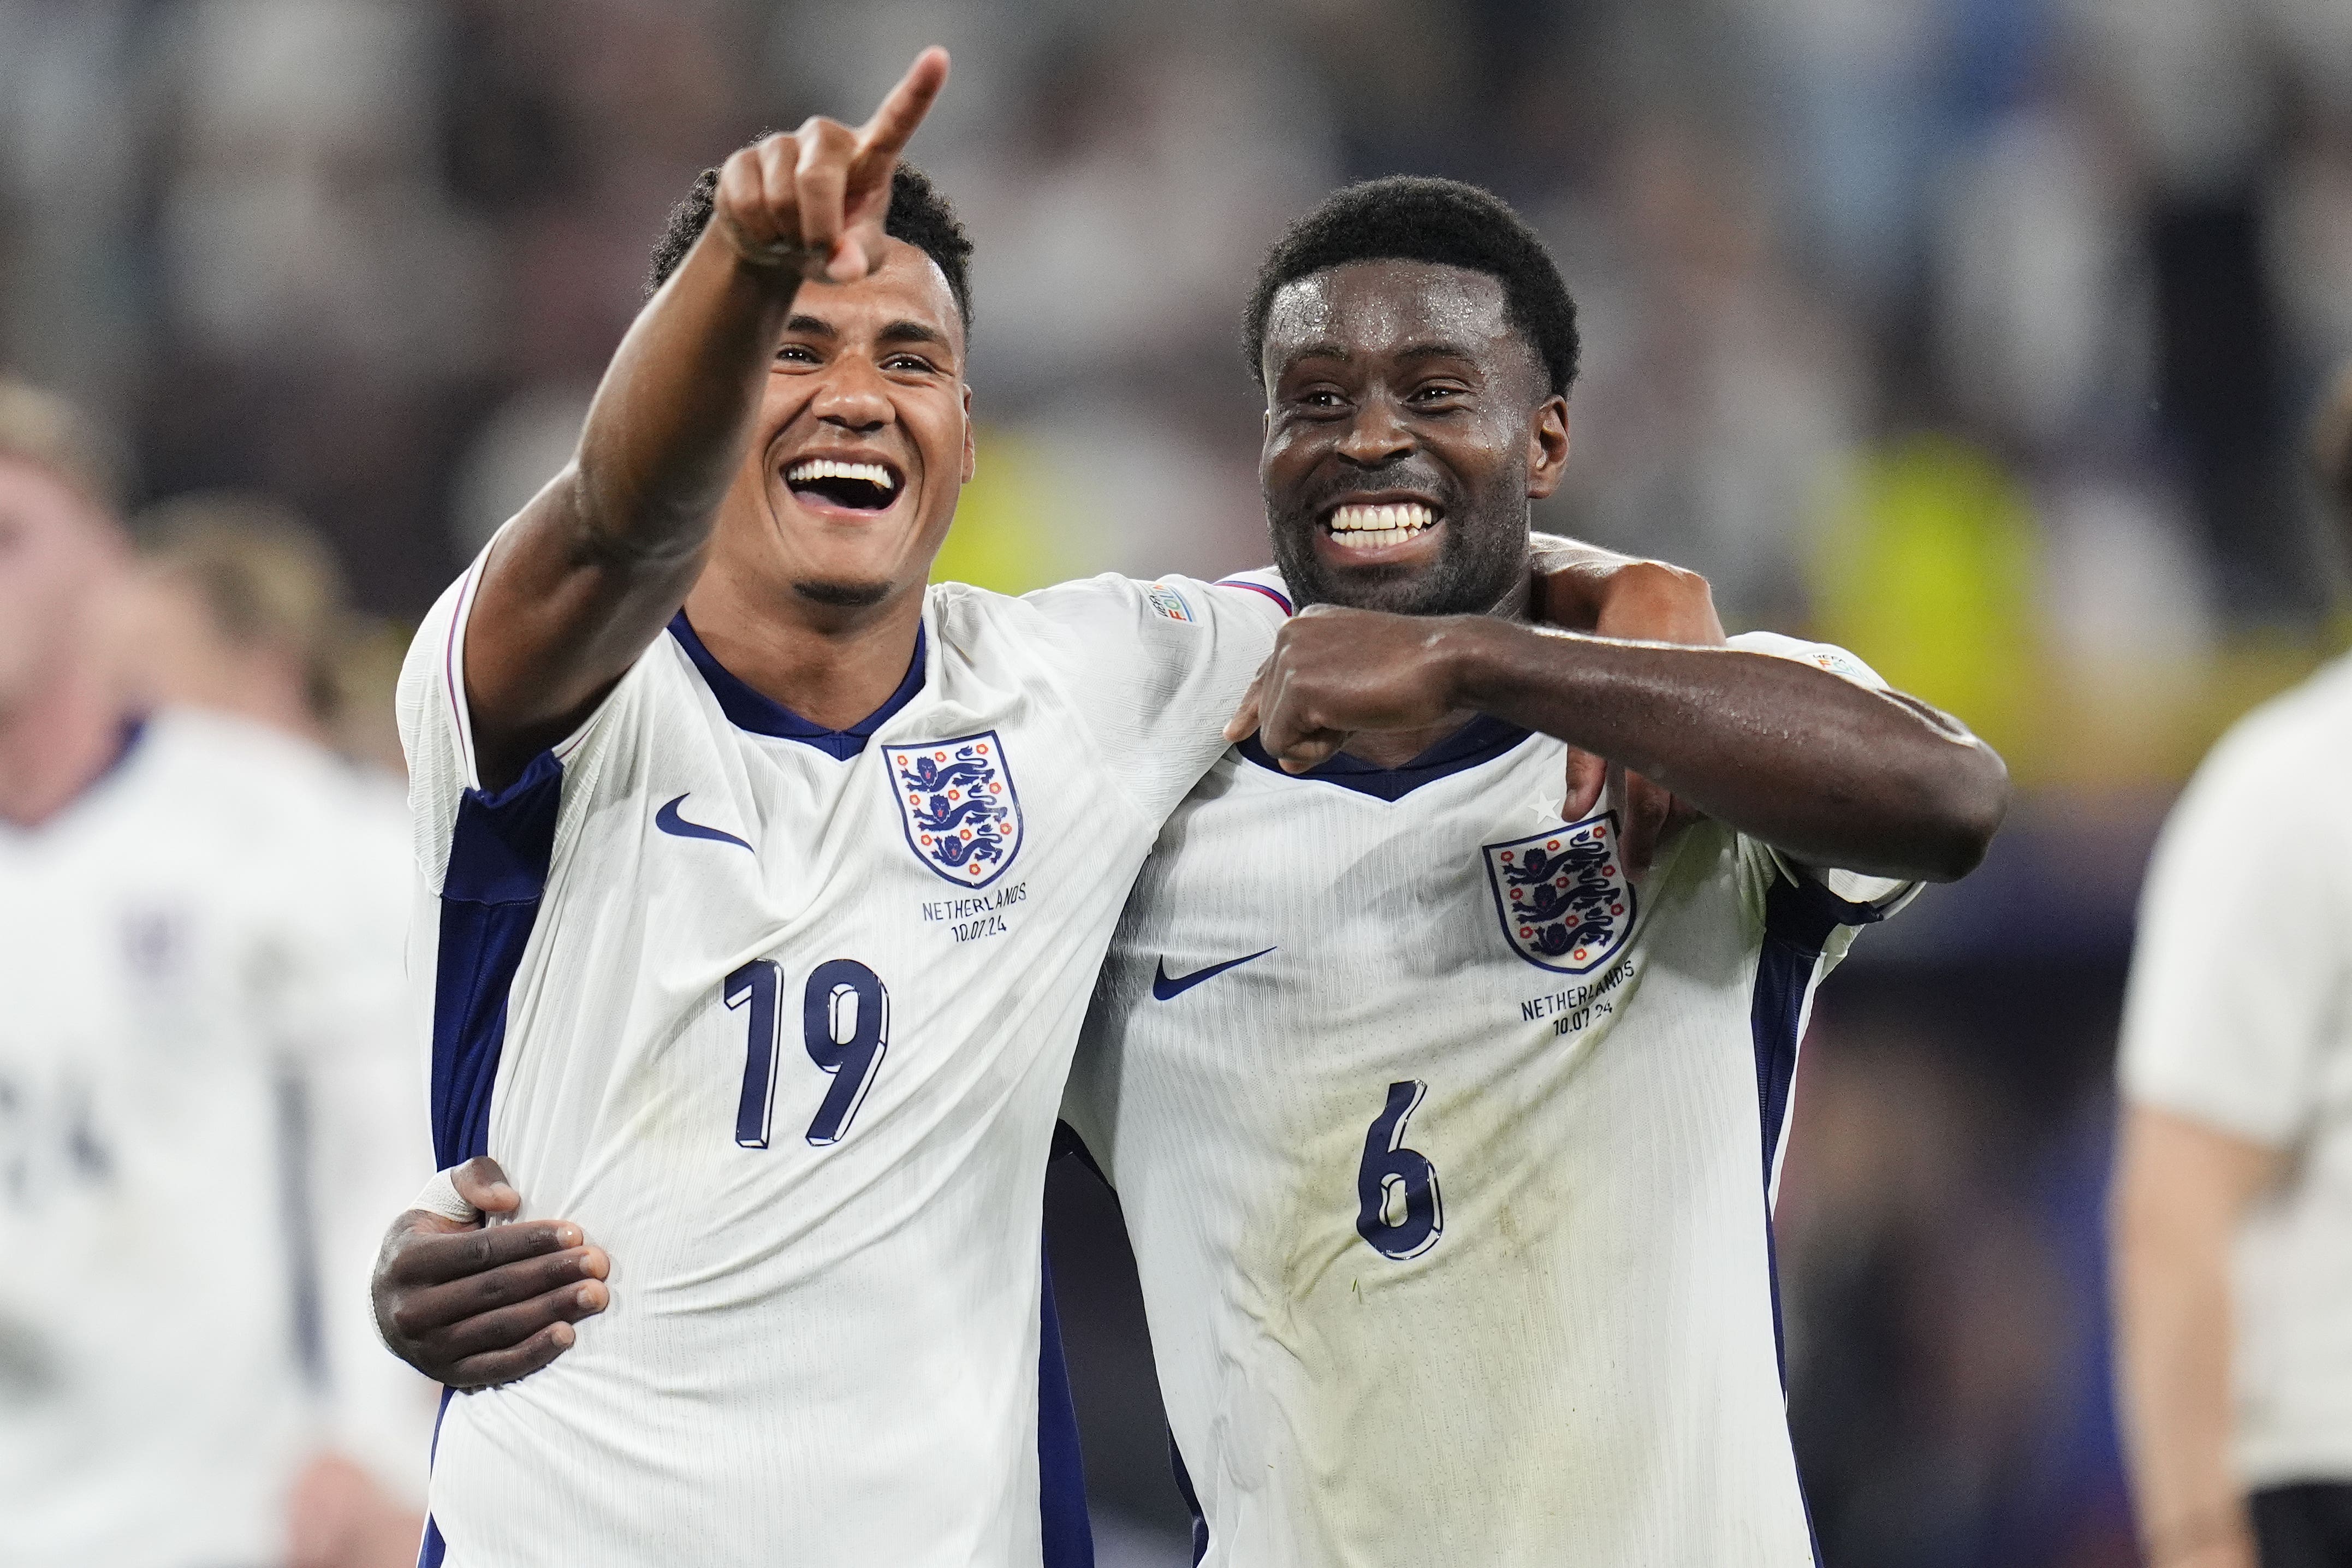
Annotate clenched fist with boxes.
[710,47,949,284]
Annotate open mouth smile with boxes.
[1322,497,1442,551]
[783,456,905,514]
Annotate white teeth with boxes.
[785,458,898,492]
[1327,501,1435,542]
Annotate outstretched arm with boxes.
[1228,607,2005,883]
[460,50,948,787]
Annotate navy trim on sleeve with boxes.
[430,747,562,1169]
[1214,577,1294,615]
[1751,869,1849,1563]
[1038,1248,1095,1567]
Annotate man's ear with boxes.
[961,384,977,484]
[1525,395,1571,500]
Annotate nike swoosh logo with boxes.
[655,794,752,851]
[1151,947,1276,1001]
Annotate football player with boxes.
[1067,177,2006,1564]
[371,167,2005,1564]
[2112,365,2352,1568]
[0,383,432,1566]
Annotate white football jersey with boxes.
[1064,631,1915,1568]
[396,558,1283,1567]
[2121,652,2352,1488]
[0,710,436,1568]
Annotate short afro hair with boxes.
[1244,176,1579,400]
[646,157,974,334]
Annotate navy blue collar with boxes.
[667,613,925,760]
[1237,713,1533,801]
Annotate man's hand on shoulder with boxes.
[1536,547,1724,875]
[1530,539,1724,647]
[372,1157,608,1389]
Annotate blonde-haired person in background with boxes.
[2115,364,2352,1568]
[0,381,432,1568]
[120,492,408,776]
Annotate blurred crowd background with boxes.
[5,0,2350,1563]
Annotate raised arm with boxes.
[461,50,947,787]
[1230,607,2006,883]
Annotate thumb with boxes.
[1561,747,1606,822]
[1224,672,1267,744]
[452,1155,520,1216]
[825,234,871,283]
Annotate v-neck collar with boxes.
[667,612,925,761]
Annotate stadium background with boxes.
[5,1,2350,1563]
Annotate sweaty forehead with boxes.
[794,237,965,355]
[1263,260,1517,371]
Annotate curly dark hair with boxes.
[1244,176,1579,399]
[645,157,974,332]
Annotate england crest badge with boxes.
[884,730,1024,888]
[1481,812,1636,974]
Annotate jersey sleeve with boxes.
[1018,571,1289,826]
[395,540,658,889]
[2118,709,2350,1147]
[1722,632,1922,940]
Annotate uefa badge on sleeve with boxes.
[1481,812,1636,973]
[885,731,1025,888]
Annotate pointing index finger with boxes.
[857,47,950,164]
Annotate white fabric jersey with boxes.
[1064,631,1915,1568]
[2120,652,2352,1489]
[396,561,1282,1567]
[0,710,437,1568]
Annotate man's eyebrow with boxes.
[1393,341,1478,365]
[782,314,836,338]
[1280,341,1349,366]
[877,319,953,351]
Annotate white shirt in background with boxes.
[0,709,436,1568]
[2121,653,2352,1489]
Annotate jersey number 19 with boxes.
[725,958,890,1149]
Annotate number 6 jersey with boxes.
[395,556,1285,1567]
[1063,631,1919,1568]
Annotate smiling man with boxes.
[1058,178,2009,1566]
[387,53,1310,1567]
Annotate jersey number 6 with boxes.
[725,958,890,1149]
[1356,1080,1443,1260]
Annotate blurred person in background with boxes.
[2113,365,2352,1568]
[0,380,432,1568]
[120,493,412,779]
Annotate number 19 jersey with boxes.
[1064,632,1916,1567]
[396,558,1283,1567]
